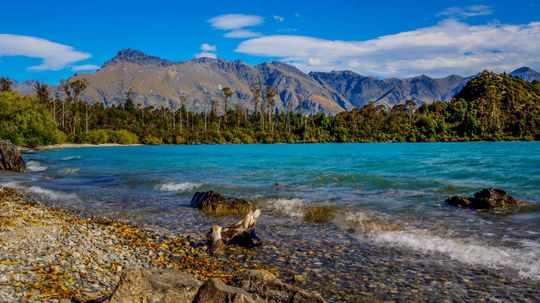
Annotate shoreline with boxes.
[0,187,305,302]
[21,140,540,152]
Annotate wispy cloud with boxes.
[208,14,264,39]
[0,34,92,71]
[236,20,540,78]
[273,15,284,23]
[70,64,99,72]
[438,5,493,19]
[208,14,263,30]
[224,29,262,38]
[195,43,217,58]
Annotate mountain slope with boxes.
[309,70,469,108]
[68,49,350,114]
[510,66,540,82]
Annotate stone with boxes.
[191,191,253,216]
[446,188,524,210]
[0,140,25,172]
[194,278,264,303]
[230,270,325,303]
[108,268,203,303]
[304,205,336,223]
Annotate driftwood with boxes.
[206,209,262,255]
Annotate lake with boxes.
[2,142,539,301]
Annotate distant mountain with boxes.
[14,48,518,114]
[309,70,469,108]
[510,67,540,82]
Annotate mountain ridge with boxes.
[11,48,540,114]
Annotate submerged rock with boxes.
[230,270,325,303]
[0,140,25,172]
[304,205,336,223]
[446,188,524,210]
[191,191,253,216]
[109,268,202,303]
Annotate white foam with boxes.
[373,230,540,280]
[61,168,80,175]
[26,160,48,172]
[343,211,540,280]
[159,182,203,192]
[266,198,305,218]
[61,156,80,160]
[27,186,79,201]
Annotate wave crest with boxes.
[159,182,203,192]
[26,160,48,172]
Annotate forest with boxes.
[0,71,539,147]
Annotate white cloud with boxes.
[195,43,217,59]
[236,20,540,78]
[200,43,217,52]
[71,64,99,72]
[273,15,284,23]
[208,14,263,30]
[224,29,262,38]
[0,34,91,71]
[208,14,264,39]
[196,52,217,59]
[438,5,493,19]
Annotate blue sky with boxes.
[1,0,539,83]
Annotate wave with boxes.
[159,182,203,192]
[265,198,305,218]
[61,156,81,160]
[342,211,540,280]
[61,168,80,175]
[26,160,48,172]
[27,186,79,201]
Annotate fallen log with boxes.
[206,209,262,255]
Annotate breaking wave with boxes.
[159,182,203,192]
[342,211,540,280]
[265,198,305,218]
[26,161,48,172]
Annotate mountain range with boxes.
[12,49,540,114]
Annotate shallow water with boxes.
[2,142,540,301]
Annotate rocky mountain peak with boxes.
[104,49,174,67]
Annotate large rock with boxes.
[446,188,523,210]
[109,268,203,303]
[0,140,25,172]
[230,270,325,303]
[194,278,264,303]
[191,191,253,216]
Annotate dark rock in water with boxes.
[194,278,264,303]
[0,140,26,172]
[191,191,253,216]
[109,268,202,303]
[446,188,523,210]
[304,205,336,223]
[230,270,326,303]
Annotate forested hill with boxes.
[0,71,539,147]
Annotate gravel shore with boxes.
[0,187,277,302]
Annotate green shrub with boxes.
[108,130,139,144]
[0,91,60,147]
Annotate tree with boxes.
[124,88,136,113]
[220,86,233,123]
[0,78,12,92]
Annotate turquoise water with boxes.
[2,142,540,298]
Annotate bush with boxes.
[142,135,163,145]
[0,91,61,147]
[108,130,139,144]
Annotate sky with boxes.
[1,0,539,83]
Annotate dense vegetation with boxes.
[0,71,539,147]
